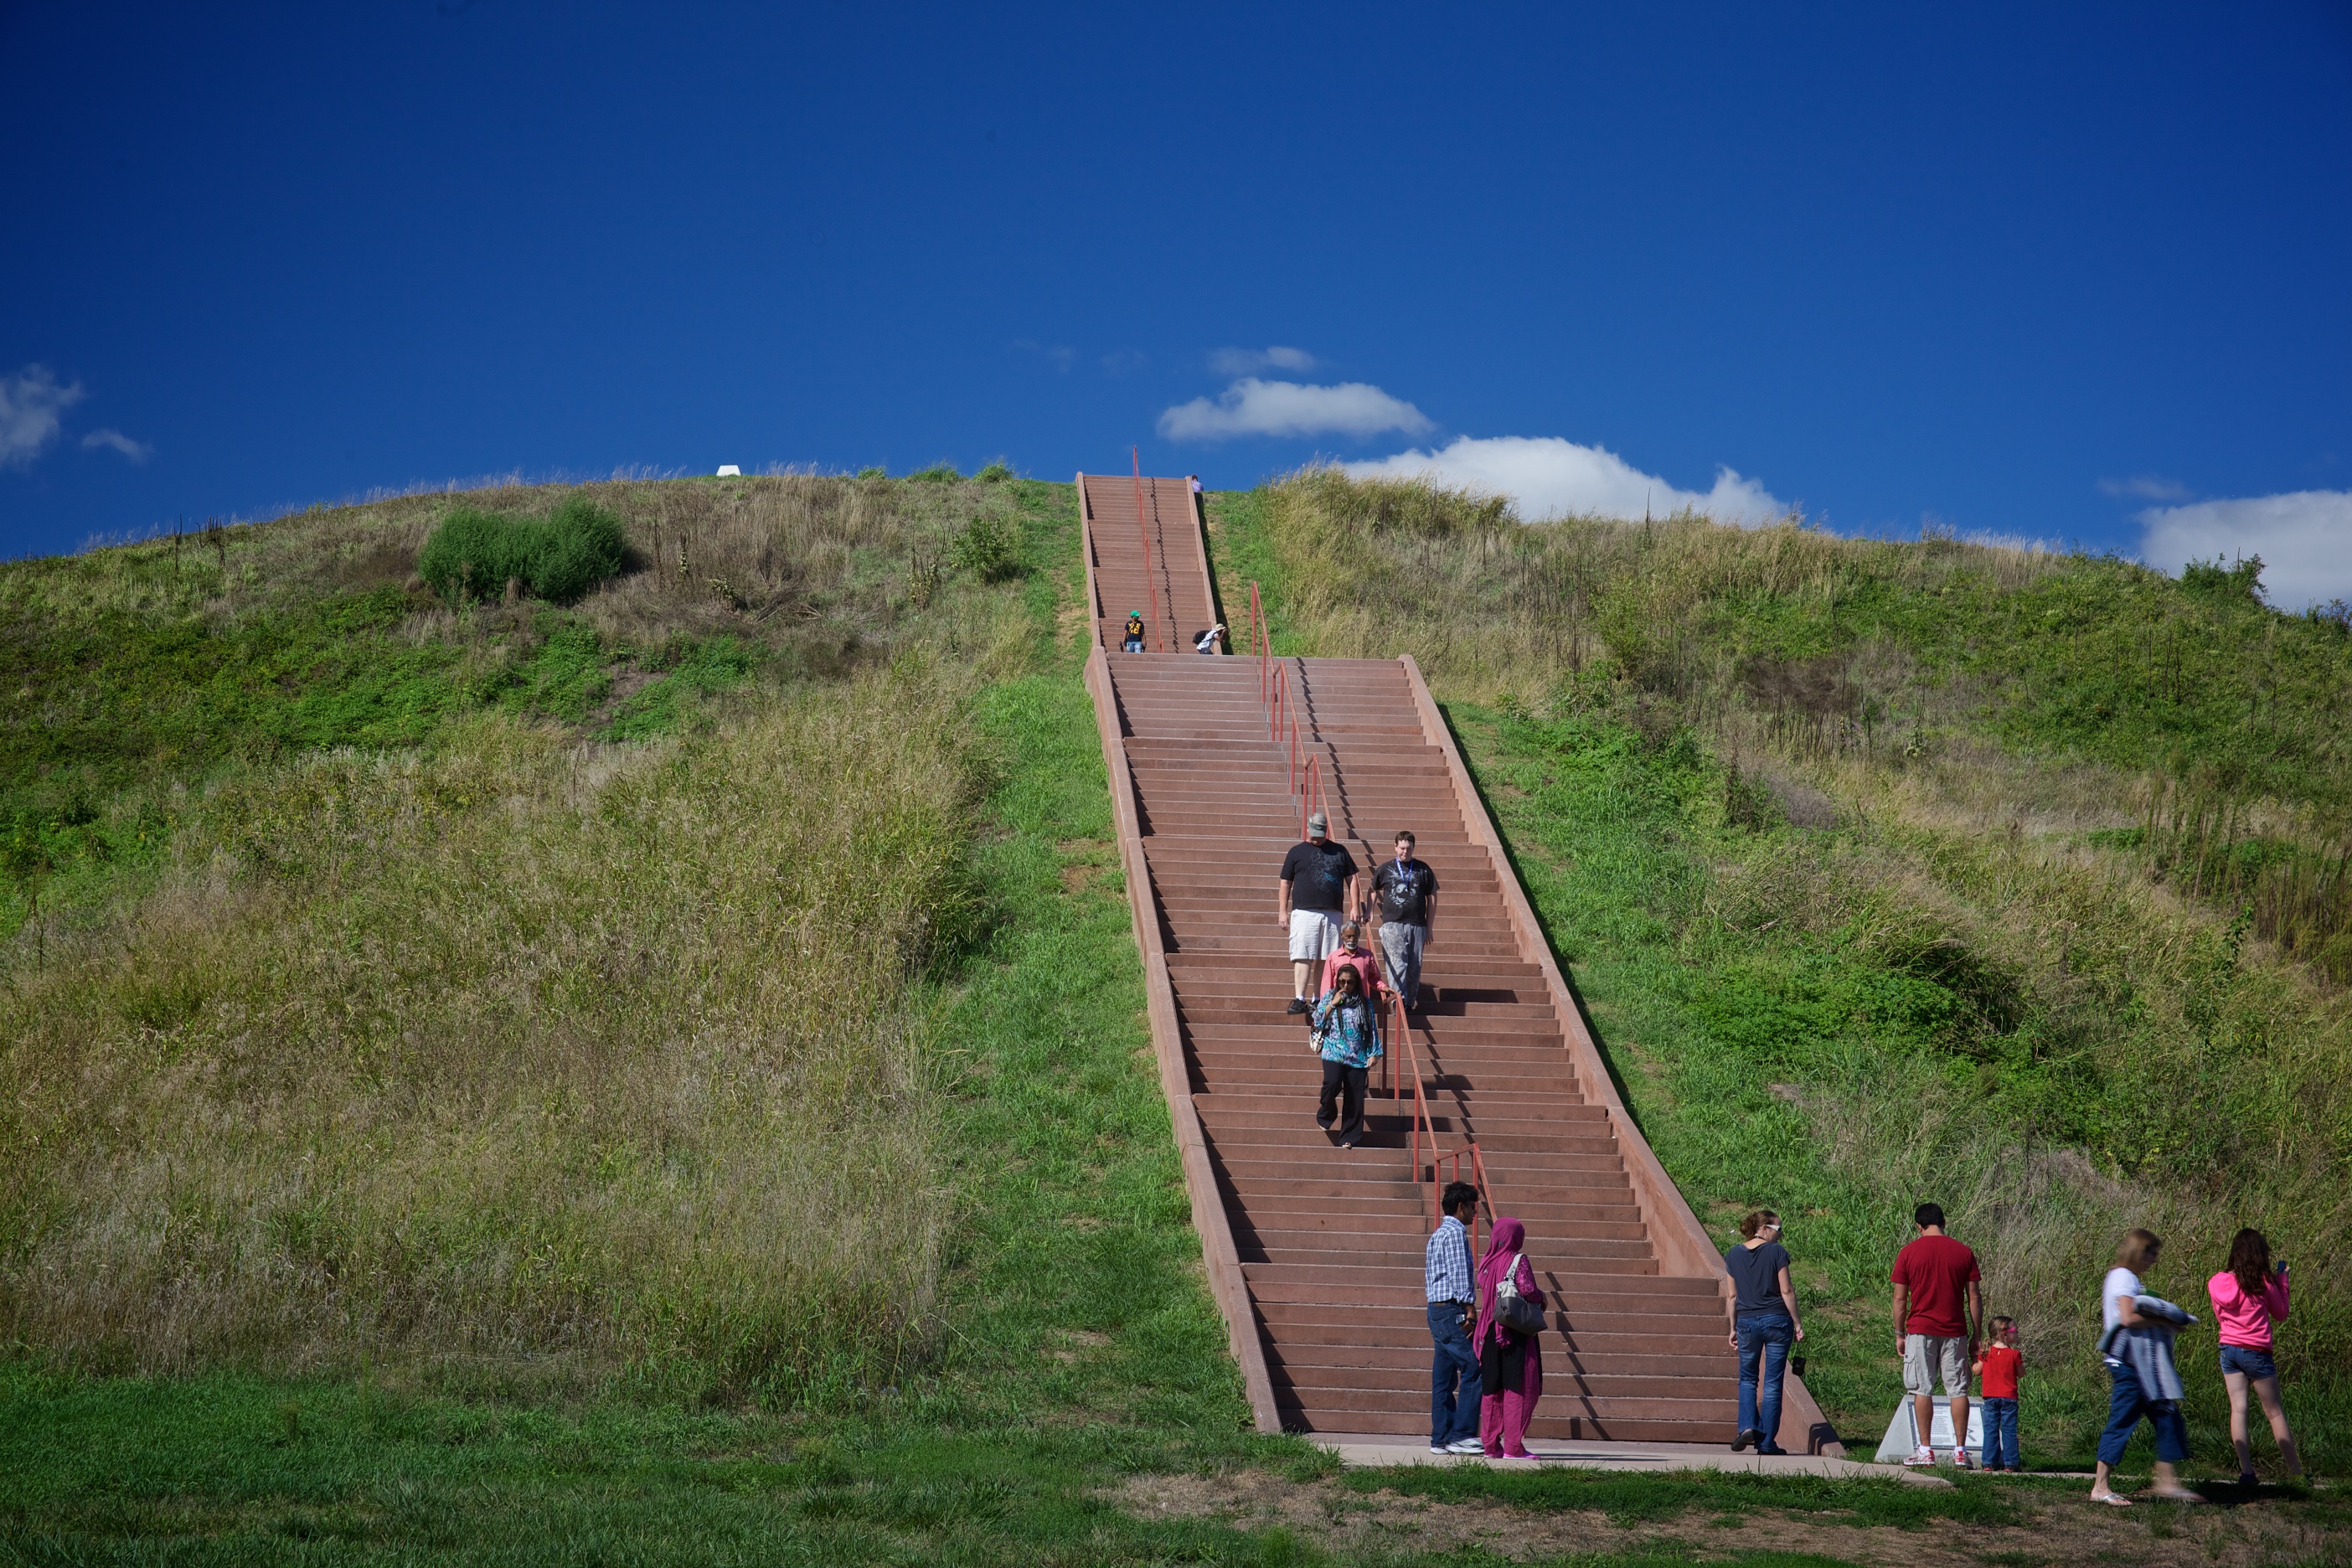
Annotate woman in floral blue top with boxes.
[1311,964,1383,1148]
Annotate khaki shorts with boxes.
[1288,908,1342,962]
[1903,1333,1969,1396]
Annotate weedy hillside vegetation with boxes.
[0,469,1060,1397]
[1225,467,2352,1462]
[1,469,1040,927]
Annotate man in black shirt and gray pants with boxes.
[1278,811,1361,1014]
[1373,831,1439,1013]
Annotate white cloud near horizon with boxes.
[2100,474,2191,502]
[1209,345,1318,375]
[1158,377,1431,442]
[1344,434,1787,525]
[2139,489,2352,611]
[1,364,86,470]
[81,427,153,463]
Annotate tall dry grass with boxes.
[0,663,984,1395]
[1261,466,2065,707]
[7,471,1031,678]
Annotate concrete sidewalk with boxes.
[1312,1433,1951,1486]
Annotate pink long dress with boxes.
[1473,1216,1545,1457]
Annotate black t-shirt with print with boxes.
[1374,858,1439,924]
[1280,840,1360,912]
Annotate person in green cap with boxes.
[1122,611,1146,652]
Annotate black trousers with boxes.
[1316,1060,1368,1139]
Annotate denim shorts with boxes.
[2218,1344,2277,1381]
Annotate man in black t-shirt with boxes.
[1277,811,1361,1014]
[1372,831,1439,1011]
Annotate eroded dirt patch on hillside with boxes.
[1112,1468,2344,1567]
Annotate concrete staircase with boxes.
[1075,473,1838,1451]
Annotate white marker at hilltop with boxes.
[716,464,740,477]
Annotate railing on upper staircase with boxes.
[1127,447,1171,653]
[1246,580,1329,839]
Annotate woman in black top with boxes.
[1725,1209,1807,1455]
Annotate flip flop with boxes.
[2088,1492,2132,1507]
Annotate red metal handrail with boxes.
[1392,993,1490,1247]
[1249,581,1269,708]
[1131,447,1168,653]
[1258,617,1336,843]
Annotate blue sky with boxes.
[6,2,2349,601]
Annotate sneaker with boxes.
[1901,1446,1937,1467]
[1285,997,1309,1014]
[1949,1449,1973,1469]
[1447,1437,1486,1455]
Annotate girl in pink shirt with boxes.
[2205,1227,2301,1486]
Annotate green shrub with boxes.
[909,463,960,485]
[417,496,627,604]
[975,461,1013,484]
[855,467,887,480]
[2179,553,2267,605]
[952,513,1021,582]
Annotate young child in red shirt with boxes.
[1973,1317,2024,1472]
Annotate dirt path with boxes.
[1115,1469,2345,1566]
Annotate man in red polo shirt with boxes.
[1891,1201,1983,1467]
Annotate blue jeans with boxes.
[1736,1311,1794,1446]
[1980,1395,2019,1469]
[2098,1361,2189,1465]
[1429,1302,1480,1445]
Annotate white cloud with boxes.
[81,428,153,463]
[1344,434,1787,525]
[1209,345,1318,375]
[2100,474,2191,502]
[1,364,85,470]
[2139,489,2352,611]
[1158,378,1431,442]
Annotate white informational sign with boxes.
[716,465,741,477]
[1873,1399,1985,1462]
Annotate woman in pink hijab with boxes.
[1473,1215,1545,1458]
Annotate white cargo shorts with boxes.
[1287,908,1342,962]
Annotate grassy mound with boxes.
[1212,469,2352,1469]
[0,471,1063,1395]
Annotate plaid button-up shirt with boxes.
[1426,1214,1473,1304]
